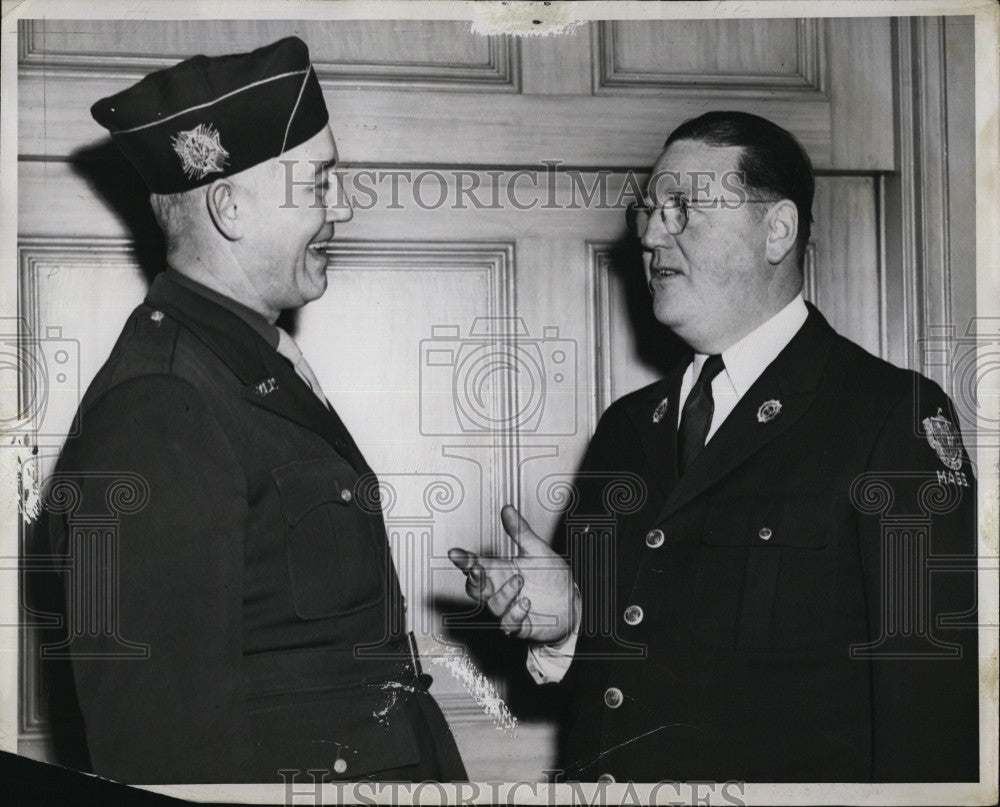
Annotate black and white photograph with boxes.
[1,1,997,804]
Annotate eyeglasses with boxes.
[626,195,777,239]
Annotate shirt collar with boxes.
[692,293,809,397]
[165,270,280,350]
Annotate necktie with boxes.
[276,327,328,406]
[678,354,725,474]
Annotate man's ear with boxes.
[206,179,243,241]
[764,199,798,265]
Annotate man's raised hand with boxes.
[448,505,579,645]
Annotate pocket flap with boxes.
[272,458,353,526]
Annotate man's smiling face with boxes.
[239,126,353,319]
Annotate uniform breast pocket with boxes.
[692,497,836,651]
[271,458,384,619]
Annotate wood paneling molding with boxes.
[882,17,953,383]
[18,20,521,92]
[593,19,828,100]
[18,238,140,343]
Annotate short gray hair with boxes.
[148,187,204,242]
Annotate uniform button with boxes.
[340,489,352,503]
[333,757,347,774]
[759,527,772,541]
[149,310,164,324]
[604,686,623,709]
[623,605,644,626]
[645,529,665,548]
[597,773,615,783]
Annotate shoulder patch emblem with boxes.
[652,396,669,424]
[171,122,229,180]
[922,407,963,471]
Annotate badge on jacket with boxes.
[253,376,279,397]
[756,399,782,423]
[923,407,963,470]
[652,396,669,424]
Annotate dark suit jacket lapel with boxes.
[621,354,690,502]
[654,305,835,523]
[145,273,356,460]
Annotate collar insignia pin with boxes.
[254,377,279,397]
[652,397,669,424]
[922,407,963,470]
[171,122,230,180]
[757,399,782,423]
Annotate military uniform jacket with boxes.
[560,305,979,783]
[47,273,459,783]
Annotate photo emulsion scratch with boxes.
[431,650,518,736]
[6,434,41,523]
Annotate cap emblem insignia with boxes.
[171,122,229,180]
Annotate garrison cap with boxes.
[91,37,329,194]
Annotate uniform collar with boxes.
[654,303,835,522]
[165,270,280,350]
[145,270,272,386]
[145,271,354,454]
[688,293,808,396]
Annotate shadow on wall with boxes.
[68,139,168,286]
[67,138,306,335]
[601,237,686,379]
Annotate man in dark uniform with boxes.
[450,111,979,783]
[45,37,465,784]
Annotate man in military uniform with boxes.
[450,111,979,782]
[45,37,465,784]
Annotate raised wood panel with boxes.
[19,20,520,91]
[17,239,150,464]
[811,176,881,358]
[827,18,894,169]
[594,18,827,99]
[296,241,516,567]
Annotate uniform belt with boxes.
[244,633,428,697]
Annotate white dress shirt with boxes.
[526,293,809,684]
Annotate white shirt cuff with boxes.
[524,586,581,684]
